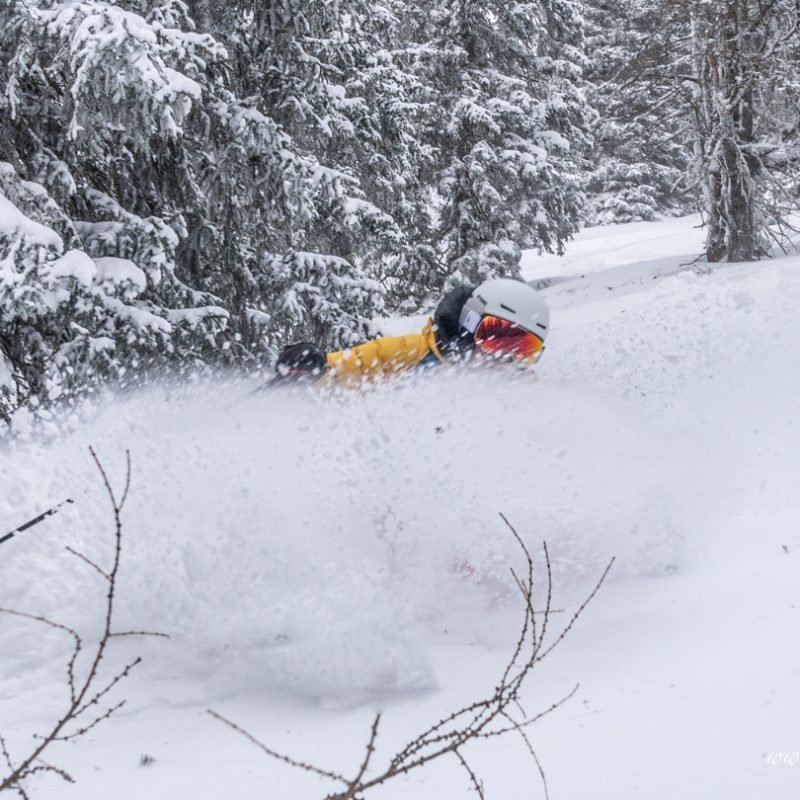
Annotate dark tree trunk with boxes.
[699,0,760,262]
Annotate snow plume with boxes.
[4,253,800,710]
[0,367,682,703]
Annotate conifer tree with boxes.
[209,0,391,346]
[0,0,395,419]
[422,0,591,290]
[581,0,695,224]
[1,0,232,417]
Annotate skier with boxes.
[274,277,550,383]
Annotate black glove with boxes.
[275,342,327,381]
[433,285,476,358]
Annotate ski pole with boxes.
[0,499,74,546]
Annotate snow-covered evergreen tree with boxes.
[193,0,391,348]
[0,0,396,420]
[581,0,695,224]
[421,0,592,289]
[0,0,232,419]
[339,0,440,311]
[0,0,613,422]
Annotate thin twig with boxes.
[65,547,110,580]
[535,558,615,664]
[348,714,381,789]
[454,748,484,798]
[207,710,349,784]
[500,710,549,800]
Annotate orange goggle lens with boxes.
[474,315,544,365]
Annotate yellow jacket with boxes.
[325,319,443,380]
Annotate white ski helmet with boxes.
[459,278,550,344]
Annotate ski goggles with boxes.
[474,315,545,365]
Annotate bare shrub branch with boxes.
[454,747,484,799]
[0,448,167,797]
[210,514,614,799]
[208,711,349,784]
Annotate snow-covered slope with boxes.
[1,216,799,799]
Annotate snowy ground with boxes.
[2,214,799,799]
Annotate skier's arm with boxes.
[326,321,443,380]
[275,321,443,384]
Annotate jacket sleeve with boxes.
[325,320,443,380]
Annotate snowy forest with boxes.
[1,0,799,420]
[3,2,800,798]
